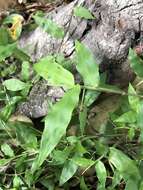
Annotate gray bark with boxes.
[18,0,143,118]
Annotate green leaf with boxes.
[0,104,15,121]
[52,147,72,164]
[15,154,27,173]
[40,178,55,190]
[14,122,38,150]
[128,48,143,78]
[32,85,80,172]
[0,27,9,45]
[0,158,12,167]
[111,170,122,189]
[14,48,30,62]
[60,160,78,185]
[21,61,30,81]
[75,41,100,87]
[84,90,100,107]
[3,79,27,91]
[115,111,137,123]
[0,43,16,61]
[34,56,75,88]
[80,177,89,190]
[109,147,141,181]
[128,127,135,140]
[128,84,139,112]
[33,13,64,38]
[72,157,95,168]
[74,6,95,19]
[125,179,138,190]
[139,181,143,190]
[0,96,22,121]
[13,175,22,188]
[95,161,107,188]
[1,143,14,157]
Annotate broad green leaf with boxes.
[13,175,22,188]
[109,147,141,181]
[125,179,138,190]
[75,141,87,155]
[95,140,108,156]
[52,147,72,164]
[0,27,9,45]
[115,111,137,123]
[128,84,139,112]
[80,177,89,190]
[139,181,143,190]
[34,56,75,88]
[0,104,15,121]
[21,61,30,81]
[128,48,143,78]
[60,160,78,185]
[33,13,64,38]
[95,161,107,188]
[75,41,100,87]
[1,143,14,157]
[13,121,38,150]
[0,96,22,121]
[40,178,55,190]
[15,154,27,173]
[72,157,95,168]
[0,43,16,61]
[3,79,27,91]
[74,6,95,19]
[32,85,80,172]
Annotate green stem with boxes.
[81,85,143,98]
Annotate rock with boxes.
[17,80,65,118]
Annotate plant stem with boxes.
[81,85,143,98]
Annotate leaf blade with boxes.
[75,41,100,87]
[34,56,75,88]
[32,85,80,172]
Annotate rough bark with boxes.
[18,0,143,118]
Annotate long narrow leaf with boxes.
[75,41,100,87]
[32,85,80,172]
[60,160,78,186]
[109,147,141,181]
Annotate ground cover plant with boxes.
[1,1,143,189]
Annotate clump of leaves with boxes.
[1,5,143,190]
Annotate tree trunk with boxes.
[18,0,143,118]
